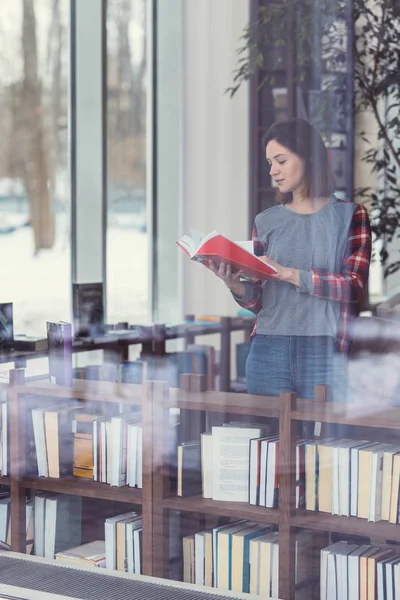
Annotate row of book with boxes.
[178,424,281,504]
[306,438,400,522]
[180,424,400,525]
[183,521,314,598]
[0,492,143,574]
[54,508,143,574]
[321,541,400,600]
[30,400,143,488]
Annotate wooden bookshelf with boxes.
[6,368,400,599]
[150,378,400,600]
[18,476,143,504]
[6,372,154,575]
[163,495,279,524]
[292,511,400,540]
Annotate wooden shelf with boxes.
[166,388,281,417]
[14,379,143,405]
[19,476,143,504]
[293,399,400,430]
[163,495,279,524]
[292,511,400,539]
[0,477,10,486]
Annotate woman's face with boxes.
[266,140,306,196]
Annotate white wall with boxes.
[181,0,250,317]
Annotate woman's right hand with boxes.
[206,261,245,297]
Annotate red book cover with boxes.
[177,230,277,281]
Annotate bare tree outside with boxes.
[0,0,70,335]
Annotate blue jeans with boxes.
[246,335,349,402]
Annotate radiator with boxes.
[0,552,271,600]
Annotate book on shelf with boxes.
[321,541,400,600]
[177,440,202,497]
[73,413,101,478]
[34,493,82,559]
[46,321,72,386]
[211,424,266,503]
[44,404,83,478]
[104,511,140,571]
[0,303,13,348]
[184,522,317,597]
[55,540,106,568]
[177,229,278,282]
[72,282,104,338]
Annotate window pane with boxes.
[106,0,148,325]
[0,0,70,336]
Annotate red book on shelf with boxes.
[176,229,277,282]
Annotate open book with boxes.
[176,229,277,282]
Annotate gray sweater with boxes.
[235,196,356,338]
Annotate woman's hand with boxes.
[260,256,300,287]
[206,261,246,297]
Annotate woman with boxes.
[208,118,371,402]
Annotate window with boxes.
[106,0,149,325]
[0,0,70,336]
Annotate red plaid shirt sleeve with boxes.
[311,204,371,302]
[311,203,371,352]
[232,221,264,314]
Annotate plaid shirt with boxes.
[237,201,371,354]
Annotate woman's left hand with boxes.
[260,256,300,287]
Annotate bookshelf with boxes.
[6,370,155,575]
[150,379,400,599]
[6,368,400,599]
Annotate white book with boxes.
[265,439,279,508]
[110,413,140,487]
[348,545,372,600]
[44,495,81,559]
[201,432,213,499]
[136,426,143,488]
[127,424,139,487]
[321,542,350,600]
[258,436,278,507]
[394,560,400,600]
[350,442,379,517]
[0,497,10,544]
[336,544,358,600]
[33,494,46,557]
[100,421,107,483]
[259,438,269,507]
[386,557,397,600]
[326,543,353,600]
[133,527,142,574]
[339,440,369,517]
[212,425,263,502]
[369,448,385,522]
[270,537,279,599]
[31,407,49,477]
[194,531,205,585]
[382,446,400,521]
[125,517,142,574]
[332,445,340,516]
[104,511,137,570]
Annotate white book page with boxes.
[234,240,254,253]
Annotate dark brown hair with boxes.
[262,118,335,204]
